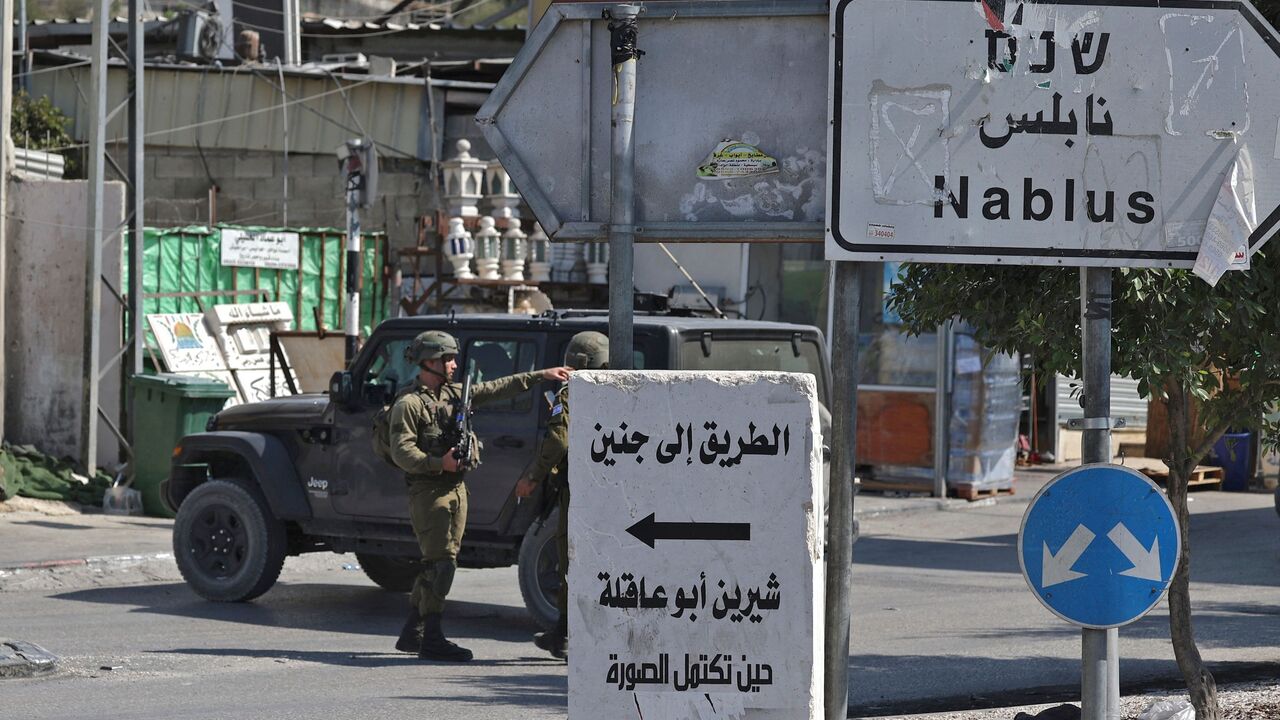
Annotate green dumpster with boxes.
[131,374,235,517]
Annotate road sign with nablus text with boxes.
[1018,464,1181,629]
[827,0,1280,267]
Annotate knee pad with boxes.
[431,559,457,598]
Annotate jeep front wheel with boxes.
[173,479,287,602]
[517,508,561,631]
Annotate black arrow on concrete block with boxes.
[625,513,751,548]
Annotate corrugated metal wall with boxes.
[31,64,438,160]
[1052,374,1149,427]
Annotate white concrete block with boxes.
[568,370,824,720]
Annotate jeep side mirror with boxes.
[329,371,354,405]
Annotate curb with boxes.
[0,552,175,575]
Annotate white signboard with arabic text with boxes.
[220,228,300,270]
[827,0,1280,267]
[568,371,823,719]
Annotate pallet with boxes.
[1139,464,1224,491]
[948,483,1015,501]
[856,477,1015,501]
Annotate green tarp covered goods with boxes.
[0,444,113,506]
[131,225,390,345]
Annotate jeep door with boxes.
[328,331,418,520]
[461,334,545,529]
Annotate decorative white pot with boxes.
[473,216,502,280]
[443,217,474,279]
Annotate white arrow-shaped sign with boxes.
[1108,523,1163,582]
[1042,524,1095,588]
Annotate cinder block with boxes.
[290,175,341,201]
[155,154,197,179]
[277,153,317,177]
[234,154,275,178]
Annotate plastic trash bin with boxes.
[131,374,235,516]
[1209,432,1253,492]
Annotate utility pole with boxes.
[339,139,376,365]
[81,0,110,474]
[1,0,14,443]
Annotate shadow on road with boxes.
[394,668,568,708]
[51,581,540,643]
[853,507,1280,587]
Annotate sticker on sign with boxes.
[826,0,1280,267]
[867,223,896,240]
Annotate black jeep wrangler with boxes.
[163,312,831,629]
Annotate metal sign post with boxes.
[825,262,862,720]
[606,4,641,370]
[1080,267,1117,717]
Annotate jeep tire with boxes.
[517,508,561,631]
[356,553,424,592]
[174,479,287,602]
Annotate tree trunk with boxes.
[1163,386,1220,720]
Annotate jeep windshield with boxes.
[678,336,827,400]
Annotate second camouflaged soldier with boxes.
[515,330,609,660]
[391,330,571,662]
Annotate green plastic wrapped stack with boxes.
[130,225,389,348]
[0,444,113,506]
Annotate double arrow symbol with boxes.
[1041,523,1163,588]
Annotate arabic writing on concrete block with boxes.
[568,370,823,719]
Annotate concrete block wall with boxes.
[111,145,435,251]
[4,178,125,467]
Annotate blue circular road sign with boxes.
[1018,463,1181,629]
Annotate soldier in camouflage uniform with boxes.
[515,330,609,660]
[392,330,572,662]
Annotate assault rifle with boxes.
[448,360,476,467]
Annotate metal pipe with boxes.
[1079,266,1118,720]
[17,0,29,93]
[126,0,145,460]
[933,320,951,498]
[277,59,289,226]
[81,0,110,475]
[825,260,862,720]
[606,4,640,370]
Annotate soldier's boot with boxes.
[395,605,422,653]
[533,614,568,660]
[418,612,473,662]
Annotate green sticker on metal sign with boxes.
[696,139,779,179]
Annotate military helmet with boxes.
[564,331,609,370]
[406,330,459,364]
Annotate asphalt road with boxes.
[1,486,1277,719]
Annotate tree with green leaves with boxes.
[886,254,1280,720]
[10,91,80,178]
